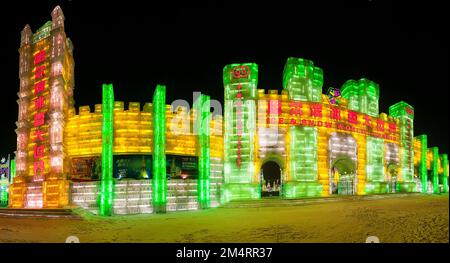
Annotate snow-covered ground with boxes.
[0,194,448,243]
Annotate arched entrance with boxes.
[328,132,358,195]
[384,142,399,193]
[330,157,357,195]
[386,163,398,193]
[261,161,282,197]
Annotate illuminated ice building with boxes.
[6,7,448,215]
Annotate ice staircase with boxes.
[0,208,82,219]
[220,193,420,208]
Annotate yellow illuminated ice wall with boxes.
[65,95,224,214]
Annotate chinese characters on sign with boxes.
[405,106,414,168]
[264,101,398,142]
[33,49,48,181]
[232,65,250,168]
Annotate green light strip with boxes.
[441,154,448,193]
[417,135,427,193]
[10,159,16,184]
[0,187,7,207]
[196,94,210,209]
[152,85,166,213]
[431,147,439,194]
[100,83,114,216]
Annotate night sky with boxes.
[0,0,448,158]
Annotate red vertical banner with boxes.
[235,81,243,168]
[232,65,251,168]
[32,49,48,181]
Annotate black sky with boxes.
[0,0,448,157]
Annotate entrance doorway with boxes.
[328,132,358,195]
[261,161,281,197]
[330,158,357,195]
[387,163,398,193]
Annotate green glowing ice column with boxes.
[365,137,387,194]
[222,63,259,202]
[389,101,415,192]
[283,57,323,102]
[416,135,428,193]
[441,154,448,193]
[152,85,166,213]
[0,168,8,207]
[284,126,322,198]
[195,94,211,209]
[431,147,439,194]
[100,84,114,216]
[341,78,379,117]
[10,159,16,184]
[0,187,7,207]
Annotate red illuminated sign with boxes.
[310,103,322,118]
[236,85,242,168]
[264,101,401,142]
[35,96,45,110]
[33,112,45,127]
[34,81,45,94]
[33,145,45,159]
[32,49,48,180]
[34,50,46,65]
[232,65,253,168]
[34,65,46,79]
[363,115,371,127]
[289,102,302,116]
[406,106,414,116]
[388,123,396,133]
[376,119,385,132]
[405,118,413,162]
[34,129,45,142]
[330,107,341,120]
[232,65,250,79]
[33,160,44,175]
[348,110,358,124]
